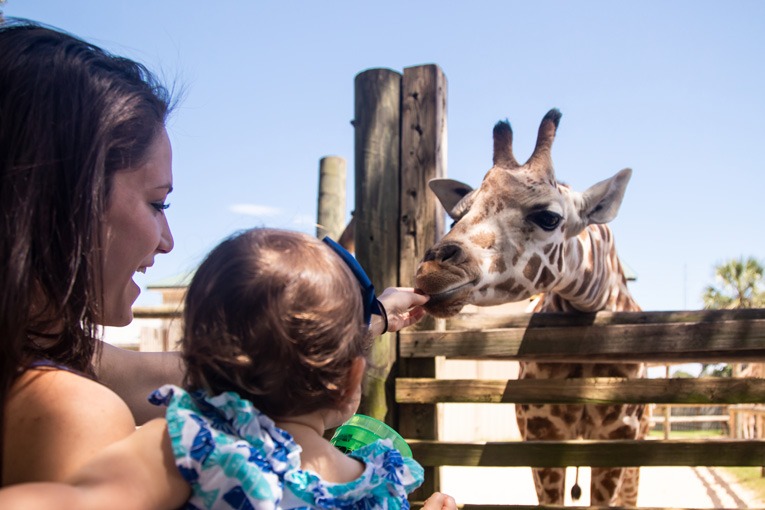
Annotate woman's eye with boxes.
[528,211,562,231]
[151,202,170,213]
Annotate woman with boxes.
[0,19,446,508]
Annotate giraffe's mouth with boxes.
[418,279,479,318]
[425,280,477,304]
[415,249,482,317]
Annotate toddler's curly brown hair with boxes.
[181,228,371,418]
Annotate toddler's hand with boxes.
[373,287,429,335]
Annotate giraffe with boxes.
[414,108,647,506]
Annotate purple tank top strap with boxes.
[26,359,92,379]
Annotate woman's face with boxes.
[101,128,175,326]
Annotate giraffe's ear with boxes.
[428,178,476,220]
[580,168,632,225]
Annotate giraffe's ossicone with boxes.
[415,109,648,507]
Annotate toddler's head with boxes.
[181,228,371,418]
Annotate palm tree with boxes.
[700,257,764,378]
[703,256,765,309]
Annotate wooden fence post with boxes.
[397,63,448,500]
[353,68,402,421]
[316,156,347,241]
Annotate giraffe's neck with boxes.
[541,223,639,313]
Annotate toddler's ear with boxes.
[344,356,366,397]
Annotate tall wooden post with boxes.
[316,156,347,241]
[353,68,402,421]
[397,63,448,499]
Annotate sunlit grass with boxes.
[647,429,726,439]
[721,467,765,502]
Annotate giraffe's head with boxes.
[415,109,632,317]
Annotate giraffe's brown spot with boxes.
[628,404,644,419]
[523,254,542,283]
[538,266,555,287]
[608,425,635,439]
[543,242,555,255]
[571,275,587,298]
[520,404,530,411]
[496,277,517,294]
[512,251,521,266]
[593,364,630,377]
[550,405,562,417]
[470,231,495,250]
[601,476,617,495]
[601,408,620,426]
[526,417,562,439]
[511,283,527,296]
[586,279,601,302]
[559,280,577,295]
[544,488,560,501]
[546,243,558,265]
[489,255,506,274]
[548,471,562,484]
[556,244,563,271]
[601,223,612,242]
[563,412,578,425]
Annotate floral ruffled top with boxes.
[149,385,424,510]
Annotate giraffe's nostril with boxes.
[438,243,463,264]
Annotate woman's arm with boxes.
[0,419,190,510]
[94,342,184,424]
[3,369,136,485]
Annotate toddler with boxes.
[153,227,423,508]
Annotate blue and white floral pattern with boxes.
[150,385,424,510]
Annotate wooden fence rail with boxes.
[399,309,765,362]
[395,308,765,509]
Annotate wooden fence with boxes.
[394,308,765,508]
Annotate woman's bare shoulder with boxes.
[4,368,136,484]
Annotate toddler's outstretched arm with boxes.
[372,287,429,336]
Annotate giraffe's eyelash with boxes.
[527,210,562,231]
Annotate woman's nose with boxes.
[158,216,174,254]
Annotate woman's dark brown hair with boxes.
[0,19,173,475]
[182,228,371,418]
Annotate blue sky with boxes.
[4,1,765,313]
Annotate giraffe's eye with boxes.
[528,211,562,231]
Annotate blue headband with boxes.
[322,236,383,325]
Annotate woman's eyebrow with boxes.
[153,183,173,193]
